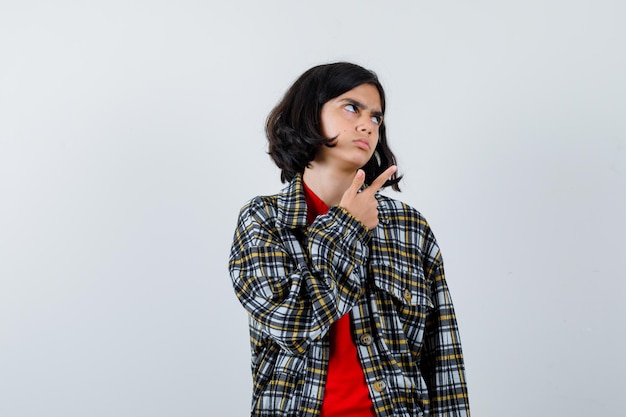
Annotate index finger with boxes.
[366,165,397,194]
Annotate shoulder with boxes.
[237,193,280,221]
[376,194,428,226]
[375,194,441,256]
[238,176,307,229]
[231,194,283,248]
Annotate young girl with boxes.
[229,62,470,417]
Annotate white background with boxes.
[1,1,625,416]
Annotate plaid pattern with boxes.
[229,174,470,417]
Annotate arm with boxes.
[228,199,370,354]
[420,233,471,416]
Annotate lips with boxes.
[353,139,370,150]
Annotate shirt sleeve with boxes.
[419,228,471,416]
[228,199,370,354]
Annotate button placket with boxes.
[359,333,372,346]
[373,379,387,392]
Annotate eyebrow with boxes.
[339,98,384,118]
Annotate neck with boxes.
[302,162,357,207]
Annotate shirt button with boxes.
[373,380,387,392]
[403,289,412,302]
[359,333,372,346]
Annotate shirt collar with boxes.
[275,173,309,229]
[274,172,391,228]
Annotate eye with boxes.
[371,115,383,125]
[344,104,357,113]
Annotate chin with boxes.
[354,155,375,168]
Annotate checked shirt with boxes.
[228,174,470,417]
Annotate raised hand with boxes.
[339,166,397,230]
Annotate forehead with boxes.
[330,84,382,111]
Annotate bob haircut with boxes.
[266,62,402,191]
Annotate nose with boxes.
[357,117,376,135]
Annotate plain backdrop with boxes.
[1,1,625,416]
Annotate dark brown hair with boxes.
[266,62,402,191]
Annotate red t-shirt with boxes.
[302,181,376,417]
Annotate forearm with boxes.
[229,202,370,353]
[420,263,470,416]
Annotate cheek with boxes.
[320,122,335,139]
[319,114,334,138]
[321,119,345,139]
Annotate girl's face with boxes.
[314,83,383,171]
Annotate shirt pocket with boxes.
[369,263,432,356]
[370,263,432,309]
